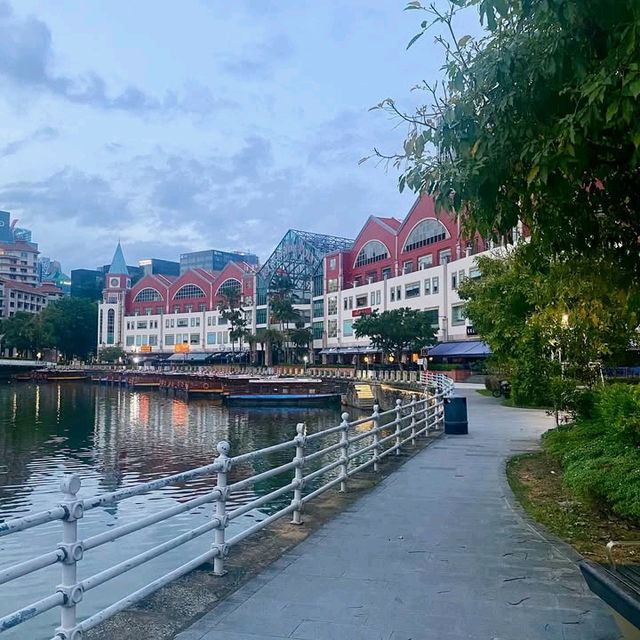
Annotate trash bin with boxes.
[444,397,468,434]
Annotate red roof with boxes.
[0,278,61,295]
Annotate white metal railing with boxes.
[0,377,453,640]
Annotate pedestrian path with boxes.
[175,391,618,640]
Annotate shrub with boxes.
[543,384,640,521]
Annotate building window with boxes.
[329,257,336,270]
[327,278,338,293]
[458,269,466,285]
[125,336,134,346]
[403,261,414,274]
[256,308,267,325]
[424,308,439,329]
[185,304,193,312]
[355,295,368,308]
[198,303,206,312]
[370,291,376,306]
[149,335,158,346]
[327,296,338,315]
[403,219,448,252]
[137,320,148,329]
[451,272,458,290]
[390,287,395,302]
[218,316,228,325]
[439,248,452,264]
[314,299,325,318]
[376,290,381,305]
[382,267,391,280]
[165,334,175,345]
[312,321,323,340]
[343,319,354,337]
[207,332,216,344]
[106,308,115,344]
[343,297,349,311]
[432,276,439,294]
[424,279,431,295]
[190,333,200,345]
[396,286,402,300]
[135,335,142,346]
[172,305,180,313]
[216,278,242,303]
[452,304,466,326]
[469,267,481,279]
[327,319,337,338]
[174,284,206,299]
[354,240,389,267]
[190,317,200,327]
[156,306,163,314]
[177,318,188,327]
[133,288,162,302]
[366,271,377,284]
[405,282,421,298]
[418,255,433,270]
[207,316,214,326]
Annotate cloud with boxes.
[222,34,293,79]
[0,125,58,158]
[0,1,232,115]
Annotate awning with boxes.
[166,352,212,362]
[319,346,380,355]
[427,340,491,358]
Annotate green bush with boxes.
[543,384,640,520]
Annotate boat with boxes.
[222,377,340,406]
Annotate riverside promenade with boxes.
[175,391,618,640]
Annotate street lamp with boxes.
[364,355,369,377]
[303,355,308,373]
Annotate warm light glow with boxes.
[303,355,308,362]
[561,313,569,327]
[364,356,369,363]
[388,355,395,363]
[133,356,141,364]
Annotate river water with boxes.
[0,383,345,639]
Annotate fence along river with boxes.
[0,374,452,639]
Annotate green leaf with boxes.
[404,1,422,9]
[605,102,618,123]
[527,165,539,185]
[628,78,640,98]
[406,31,424,50]
[458,35,472,48]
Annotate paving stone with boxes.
[175,391,620,640]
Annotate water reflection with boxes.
[0,383,343,639]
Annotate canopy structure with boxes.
[427,340,491,358]
[256,229,353,304]
[319,346,380,355]
[166,352,213,362]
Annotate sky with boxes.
[0,0,483,272]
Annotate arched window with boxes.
[216,278,242,302]
[106,308,115,344]
[354,240,389,268]
[133,287,162,302]
[403,219,448,252]
[173,284,206,299]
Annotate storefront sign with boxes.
[352,307,372,318]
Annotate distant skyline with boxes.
[0,0,482,271]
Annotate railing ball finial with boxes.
[296,422,306,436]
[341,412,349,422]
[217,440,230,457]
[395,398,402,407]
[60,474,81,496]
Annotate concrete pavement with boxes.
[175,390,619,640]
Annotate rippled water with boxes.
[0,383,345,639]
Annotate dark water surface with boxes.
[0,383,344,639]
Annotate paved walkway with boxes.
[176,391,619,640]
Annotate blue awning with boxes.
[427,340,491,358]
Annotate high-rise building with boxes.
[138,258,180,277]
[179,249,259,275]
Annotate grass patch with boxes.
[507,451,640,564]
[476,389,493,397]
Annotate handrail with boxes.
[0,375,453,639]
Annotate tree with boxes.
[41,298,97,361]
[257,328,284,367]
[353,308,437,368]
[288,324,313,361]
[1,312,50,356]
[99,346,126,363]
[369,0,640,279]
[459,243,639,405]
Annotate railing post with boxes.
[339,412,350,492]
[291,423,306,525]
[56,474,84,640]
[213,440,230,576]
[372,404,380,472]
[395,398,402,455]
[410,394,417,445]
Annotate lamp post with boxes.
[364,355,369,377]
[303,355,308,373]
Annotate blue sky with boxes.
[0,0,482,271]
